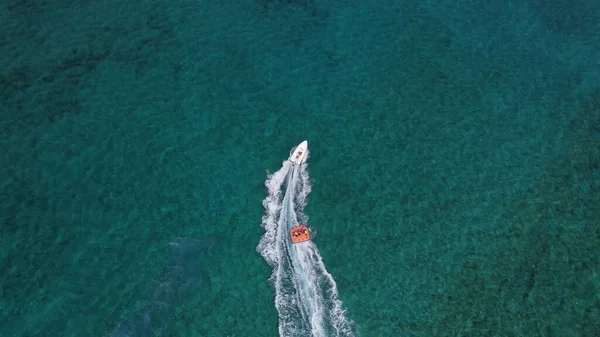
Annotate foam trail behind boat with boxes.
[289,164,356,337]
[258,145,356,337]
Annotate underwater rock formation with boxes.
[107,237,215,337]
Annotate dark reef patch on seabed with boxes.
[0,46,109,132]
[529,0,600,36]
[107,236,216,337]
[1,1,182,134]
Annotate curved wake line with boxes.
[258,158,356,337]
[295,243,355,337]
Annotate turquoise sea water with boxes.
[1,0,599,336]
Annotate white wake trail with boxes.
[258,155,356,337]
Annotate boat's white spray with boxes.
[257,145,356,337]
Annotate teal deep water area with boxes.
[1,0,599,336]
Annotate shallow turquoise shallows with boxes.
[1,0,599,336]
